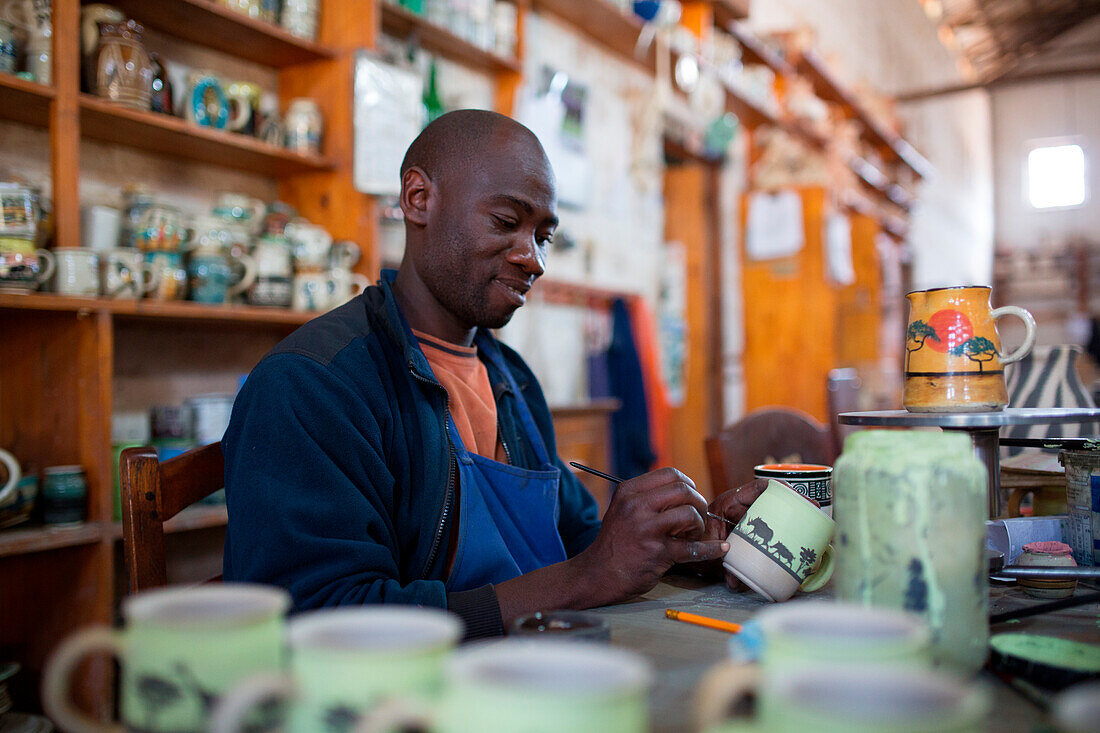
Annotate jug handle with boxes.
[227,253,257,297]
[991,306,1037,365]
[0,448,21,506]
[34,248,56,283]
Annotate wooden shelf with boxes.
[793,48,932,179]
[78,95,334,177]
[723,22,795,77]
[709,0,750,30]
[0,292,317,326]
[105,0,335,68]
[380,3,521,74]
[725,84,780,129]
[0,523,103,558]
[530,0,655,72]
[0,73,54,128]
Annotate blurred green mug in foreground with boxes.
[43,584,289,732]
[356,640,652,733]
[211,607,463,733]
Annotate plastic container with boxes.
[1058,450,1100,566]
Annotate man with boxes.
[223,110,763,637]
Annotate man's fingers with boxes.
[669,539,729,565]
[643,480,709,516]
[709,478,770,520]
[647,503,706,540]
[724,569,744,592]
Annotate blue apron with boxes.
[445,349,568,591]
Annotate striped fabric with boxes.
[1002,345,1099,458]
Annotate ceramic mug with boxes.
[40,465,86,524]
[133,203,187,251]
[903,285,1037,412]
[0,448,21,507]
[224,82,261,135]
[0,245,54,292]
[0,19,15,74]
[145,251,188,301]
[100,248,156,298]
[210,607,463,733]
[0,182,40,237]
[53,247,100,297]
[292,271,332,312]
[186,71,229,129]
[697,664,988,733]
[44,584,290,733]
[722,479,835,602]
[286,219,332,270]
[357,640,652,733]
[188,251,256,304]
[80,204,122,251]
[213,192,265,234]
[328,268,368,306]
[754,463,832,516]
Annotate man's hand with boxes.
[706,478,771,591]
[571,467,729,607]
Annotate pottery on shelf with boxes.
[95,19,153,110]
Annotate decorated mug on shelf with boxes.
[0,447,21,507]
[133,202,187,251]
[0,182,41,238]
[248,234,293,307]
[144,251,188,301]
[100,248,156,298]
[291,270,332,312]
[225,81,262,135]
[53,247,100,297]
[0,239,54,293]
[185,71,229,129]
[0,19,15,74]
[2,0,51,83]
[214,192,266,234]
[328,267,368,306]
[286,219,331,270]
[283,98,322,155]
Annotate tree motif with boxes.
[906,320,940,359]
[904,558,928,612]
[323,705,360,733]
[797,546,818,574]
[136,674,182,731]
[949,336,997,373]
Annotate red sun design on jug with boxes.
[925,309,973,352]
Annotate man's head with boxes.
[396,110,557,339]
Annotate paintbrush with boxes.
[568,461,736,526]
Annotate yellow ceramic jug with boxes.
[904,286,1036,412]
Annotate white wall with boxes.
[990,74,1100,250]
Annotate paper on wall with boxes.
[825,212,855,285]
[353,53,424,196]
[746,190,804,261]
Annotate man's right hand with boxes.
[571,467,729,607]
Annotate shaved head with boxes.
[400,109,549,189]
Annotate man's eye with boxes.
[493,215,518,229]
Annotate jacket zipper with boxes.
[409,361,456,579]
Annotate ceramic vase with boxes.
[1016,541,1077,599]
[832,430,988,673]
[95,19,153,110]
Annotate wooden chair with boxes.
[704,408,834,494]
[119,442,225,593]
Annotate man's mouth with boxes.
[494,279,530,306]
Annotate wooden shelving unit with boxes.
[530,0,656,72]
[0,292,317,326]
[380,3,521,74]
[105,0,336,67]
[0,74,54,128]
[0,523,103,559]
[79,95,334,177]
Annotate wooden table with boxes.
[588,574,1100,732]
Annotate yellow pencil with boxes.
[665,609,743,634]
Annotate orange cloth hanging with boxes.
[628,297,672,469]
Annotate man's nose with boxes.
[509,236,546,277]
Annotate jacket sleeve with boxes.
[222,352,503,636]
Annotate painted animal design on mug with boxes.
[736,516,817,578]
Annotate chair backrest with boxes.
[119,442,225,593]
[705,408,834,494]
[1003,345,1098,458]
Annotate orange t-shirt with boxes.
[413,330,505,462]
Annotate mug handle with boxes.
[350,273,369,297]
[694,660,762,732]
[991,306,1037,365]
[42,626,125,733]
[225,94,252,132]
[209,672,295,733]
[104,263,132,298]
[0,448,21,506]
[798,543,835,592]
[227,253,258,297]
[34,248,56,283]
[353,697,434,733]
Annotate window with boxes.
[1027,143,1086,209]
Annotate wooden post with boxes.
[50,0,80,246]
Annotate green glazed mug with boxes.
[700,664,989,733]
[210,607,463,733]
[722,479,835,602]
[43,584,290,732]
[357,640,652,733]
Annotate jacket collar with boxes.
[370,269,507,384]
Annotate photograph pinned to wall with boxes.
[353,53,424,196]
[746,189,804,261]
[517,66,590,208]
[658,240,688,407]
[825,211,855,285]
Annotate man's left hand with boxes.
[678,478,770,590]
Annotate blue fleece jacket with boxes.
[222,271,602,637]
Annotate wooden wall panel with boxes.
[664,163,717,497]
[836,213,881,369]
[741,187,835,422]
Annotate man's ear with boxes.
[400,166,431,227]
